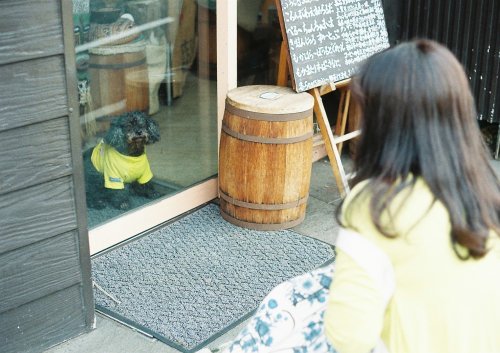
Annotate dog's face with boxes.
[104,111,160,156]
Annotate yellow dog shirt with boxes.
[91,140,153,189]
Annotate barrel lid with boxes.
[226,85,314,115]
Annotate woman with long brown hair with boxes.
[325,39,500,353]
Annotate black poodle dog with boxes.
[83,111,161,210]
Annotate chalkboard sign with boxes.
[277,0,390,92]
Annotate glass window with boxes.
[72,0,218,228]
[236,0,282,86]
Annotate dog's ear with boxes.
[146,117,160,144]
[104,116,128,153]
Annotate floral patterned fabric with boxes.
[223,264,337,353]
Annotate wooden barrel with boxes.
[89,40,149,119]
[219,85,314,230]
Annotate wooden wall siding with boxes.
[0,57,68,132]
[0,117,72,194]
[0,0,63,66]
[0,231,82,313]
[0,0,94,351]
[0,177,77,254]
[0,284,87,353]
[0,118,72,194]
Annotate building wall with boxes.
[381,0,401,45]
[393,0,499,123]
[0,1,94,352]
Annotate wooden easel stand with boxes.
[276,41,358,197]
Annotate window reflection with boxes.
[236,0,282,86]
[73,0,217,228]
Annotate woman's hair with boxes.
[342,39,500,259]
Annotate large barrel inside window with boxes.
[89,40,149,119]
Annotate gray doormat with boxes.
[91,203,335,353]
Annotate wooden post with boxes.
[276,41,289,87]
[310,88,350,196]
[275,40,353,197]
[335,89,351,154]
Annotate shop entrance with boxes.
[72,0,220,253]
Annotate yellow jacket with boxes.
[325,178,500,353]
[91,140,153,189]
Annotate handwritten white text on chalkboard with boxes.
[279,0,390,92]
